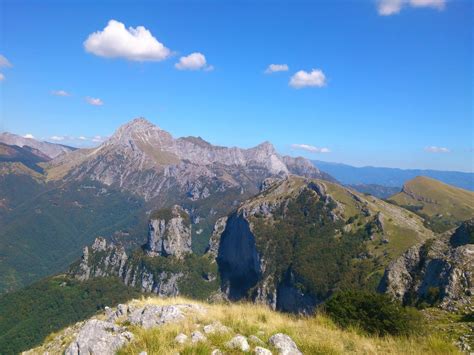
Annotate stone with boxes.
[269,333,302,355]
[255,347,273,355]
[203,321,230,334]
[226,335,250,352]
[211,350,223,355]
[174,333,188,344]
[128,305,185,329]
[65,319,133,355]
[191,331,206,343]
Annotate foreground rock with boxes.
[226,335,250,352]
[65,319,133,355]
[269,333,302,355]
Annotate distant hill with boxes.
[313,160,474,191]
[0,142,50,173]
[389,176,474,232]
[347,184,400,199]
[0,132,76,159]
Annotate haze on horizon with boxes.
[0,0,472,172]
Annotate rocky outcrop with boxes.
[379,220,474,310]
[71,236,184,295]
[205,216,228,258]
[146,205,192,259]
[65,319,133,355]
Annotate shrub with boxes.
[322,290,423,336]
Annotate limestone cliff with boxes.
[379,219,474,310]
[146,205,192,259]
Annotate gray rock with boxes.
[128,305,185,329]
[203,321,230,334]
[191,330,206,343]
[379,221,474,309]
[269,333,302,355]
[226,335,250,352]
[146,205,192,259]
[174,333,188,344]
[65,319,133,355]
[211,350,223,355]
[255,347,273,355]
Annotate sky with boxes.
[0,0,472,172]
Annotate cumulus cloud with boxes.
[377,0,445,15]
[291,144,331,153]
[0,55,12,81]
[289,69,326,89]
[50,136,65,141]
[78,136,87,140]
[86,97,104,106]
[424,146,450,153]
[175,52,213,71]
[0,55,12,68]
[51,90,70,97]
[84,20,171,61]
[23,133,35,139]
[264,64,289,74]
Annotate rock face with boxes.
[71,236,183,296]
[146,205,192,259]
[46,118,331,202]
[379,220,474,310]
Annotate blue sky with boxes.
[0,0,472,172]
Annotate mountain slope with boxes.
[23,296,457,355]
[0,118,334,293]
[213,176,434,312]
[389,176,474,231]
[313,160,474,191]
[0,132,76,159]
[0,142,50,172]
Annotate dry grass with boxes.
[117,296,459,355]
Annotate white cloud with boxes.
[377,0,445,15]
[265,64,289,74]
[92,135,105,143]
[289,69,327,89]
[23,133,35,139]
[86,97,104,106]
[291,144,331,153]
[175,52,213,71]
[84,19,171,61]
[409,0,445,9]
[0,55,12,68]
[78,136,87,140]
[50,136,65,141]
[424,146,450,153]
[51,90,70,97]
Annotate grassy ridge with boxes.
[28,296,460,355]
[389,176,474,232]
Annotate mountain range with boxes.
[0,117,473,354]
[0,118,332,293]
[313,160,474,192]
